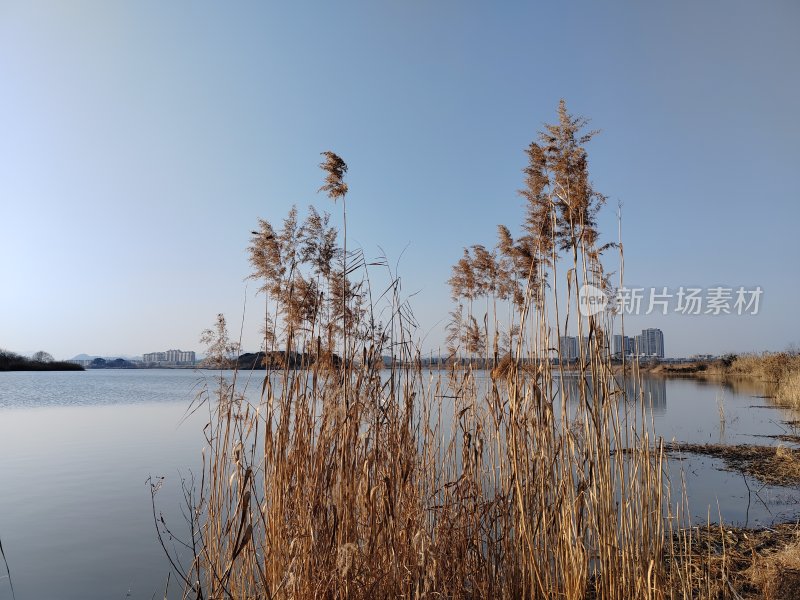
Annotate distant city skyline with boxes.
[142,349,196,366]
[560,328,665,361]
[2,2,798,359]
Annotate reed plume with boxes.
[156,104,725,600]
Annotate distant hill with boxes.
[222,351,343,370]
[71,353,141,361]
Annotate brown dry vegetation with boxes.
[152,104,797,599]
[671,523,800,600]
[713,353,800,385]
[650,353,800,411]
[777,372,800,409]
[708,353,800,410]
[645,363,711,376]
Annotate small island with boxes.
[0,349,84,372]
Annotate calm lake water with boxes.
[0,369,798,599]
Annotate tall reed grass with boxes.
[777,372,800,410]
[719,352,800,385]
[157,103,719,599]
[705,352,800,410]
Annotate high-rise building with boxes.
[612,334,625,357]
[559,336,578,361]
[641,328,665,358]
[567,329,664,360]
[634,334,644,356]
[612,334,642,358]
[580,336,591,357]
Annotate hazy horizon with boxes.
[2,1,799,360]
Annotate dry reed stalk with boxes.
[154,106,736,599]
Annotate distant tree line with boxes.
[0,349,84,371]
[88,357,136,369]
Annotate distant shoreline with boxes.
[0,349,84,371]
[0,362,84,372]
[0,364,85,372]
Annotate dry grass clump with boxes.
[777,372,800,409]
[647,362,710,376]
[712,352,800,386]
[755,353,800,384]
[694,352,800,407]
[670,523,800,599]
[153,105,747,599]
[748,537,800,600]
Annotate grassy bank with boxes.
[650,353,800,410]
[709,353,800,385]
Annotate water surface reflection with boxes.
[0,369,798,598]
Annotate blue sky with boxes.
[1,1,798,359]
